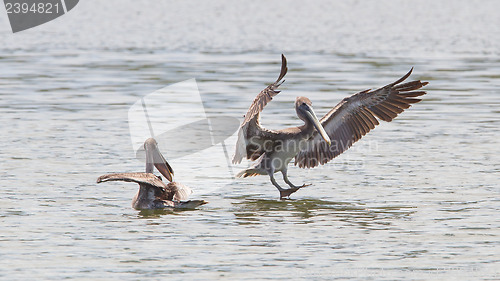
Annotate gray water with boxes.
[1,1,499,280]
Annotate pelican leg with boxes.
[281,169,310,189]
[269,172,283,190]
[268,171,303,200]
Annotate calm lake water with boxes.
[0,1,499,280]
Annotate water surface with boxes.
[0,1,499,280]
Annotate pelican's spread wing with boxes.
[295,68,428,168]
[240,54,288,128]
[233,54,288,164]
[96,172,167,189]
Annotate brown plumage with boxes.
[97,138,208,209]
[295,68,428,168]
[97,173,190,200]
[233,54,428,199]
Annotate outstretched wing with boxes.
[295,68,428,168]
[233,54,288,164]
[96,172,167,189]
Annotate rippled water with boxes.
[1,1,499,280]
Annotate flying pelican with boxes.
[97,138,208,209]
[233,54,428,199]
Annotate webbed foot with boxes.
[279,184,310,200]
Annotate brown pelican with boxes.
[97,138,208,209]
[233,55,428,199]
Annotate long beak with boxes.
[304,106,331,146]
[144,138,174,182]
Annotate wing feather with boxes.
[241,54,288,127]
[295,68,428,168]
[96,172,167,189]
[233,54,288,164]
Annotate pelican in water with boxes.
[97,138,208,209]
[233,54,428,199]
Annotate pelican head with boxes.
[144,138,174,182]
[295,97,331,145]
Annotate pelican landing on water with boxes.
[233,55,428,199]
[97,138,208,210]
